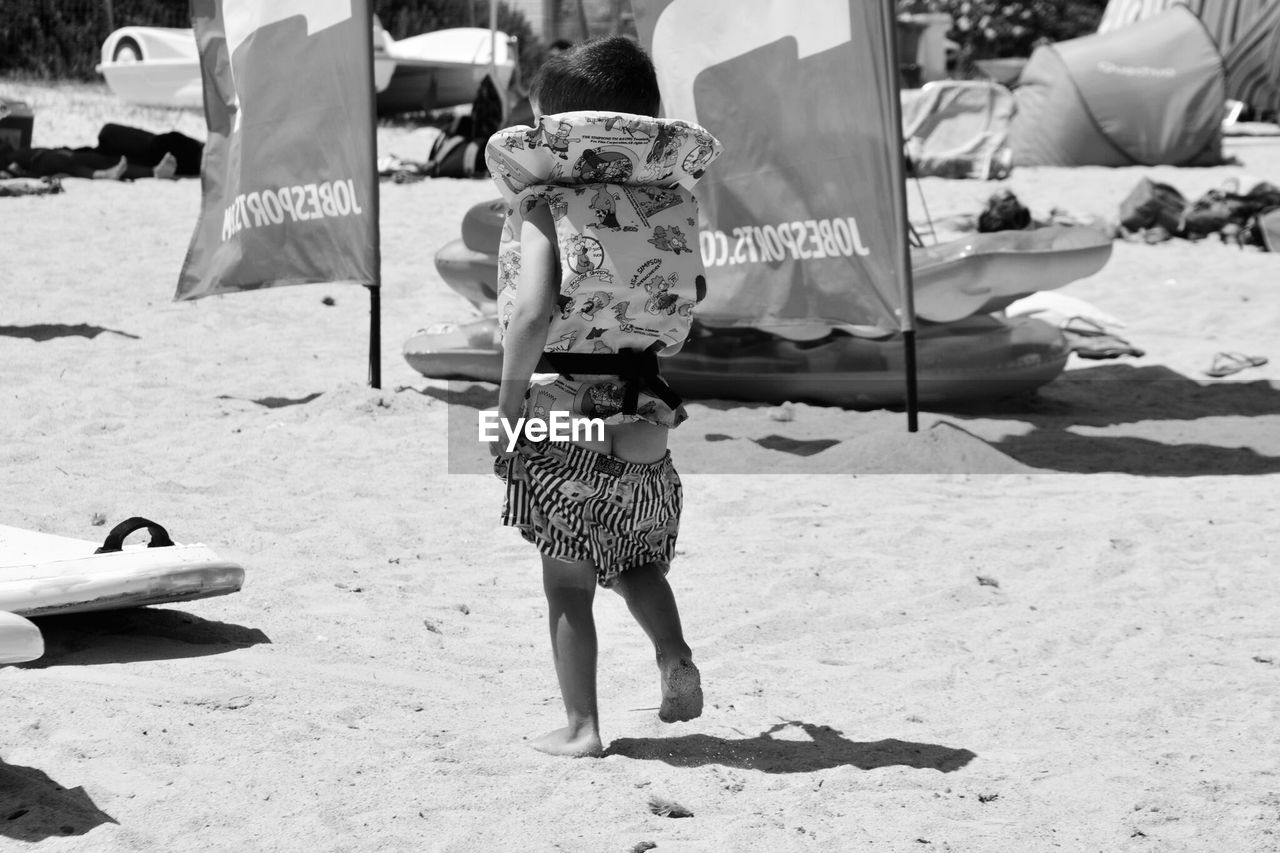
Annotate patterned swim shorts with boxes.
[494,439,682,587]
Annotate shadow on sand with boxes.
[0,760,117,842]
[215,392,324,409]
[0,324,139,341]
[607,721,975,773]
[939,364,1280,475]
[19,607,270,668]
[417,367,1280,476]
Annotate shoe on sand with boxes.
[659,658,703,723]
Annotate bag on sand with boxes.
[1253,207,1280,252]
[425,134,484,178]
[1118,177,1186,234]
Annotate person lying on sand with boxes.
[1,143,179,181]
[0,123,202,182]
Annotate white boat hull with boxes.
[96,25,514,115]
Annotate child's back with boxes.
[486,36,720,757]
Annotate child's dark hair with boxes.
[530,36,661,117]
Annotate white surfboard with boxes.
[0,518,245,618]
[0,611,43,664]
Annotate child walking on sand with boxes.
[485,36,722,757]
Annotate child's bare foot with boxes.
[93,156,128,180]
[152,152,177,179]
[658,657,703,723]
[529,725,603,758]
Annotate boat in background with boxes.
[96,21,514,115]
[408,198,1112,408]
[374,26,515,116]
[96,26,204,109]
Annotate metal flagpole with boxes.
[364,0,383,388]
[880,0,919,431]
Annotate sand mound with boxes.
[798,420,1035,474]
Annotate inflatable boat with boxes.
[404,312,1069,408]
[412,198,1110,407]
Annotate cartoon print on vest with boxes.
[683,127,718,178]
[545,192,568,220]
[538,119,576,159]
[624,185,684,226]
[612,301,637,325]
[590,338,615,354]
[564,234,604,274]
[521,191,568,221]
[648,225,693,255]
[574,148,634,184]
[556,294,575,320]
[578,291,614,321]
[646,122,686,170]
[603,114,654,140]
[582,381,624,419]
[497,251,521,294]
[695,274,707,303]
[630,257,663,290]
[587,185,636,231]
[529,389,556,421]
[644,272,681,315]
[545,329,578,352]
[565,268,614,295]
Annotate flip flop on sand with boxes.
[1204,352,1269,377]
[1060,316,1146,360]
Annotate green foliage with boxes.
[898,0,1108,63]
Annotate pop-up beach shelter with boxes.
[1098,0,1280,117]
[1009,5,1226,167]
[1222,1,1280,117]
[1098,0,1268,48]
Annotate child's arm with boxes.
[497,202,560,426]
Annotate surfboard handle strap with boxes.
[94,517,176,554]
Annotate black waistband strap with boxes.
[538,348,683,414]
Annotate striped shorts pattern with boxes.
[495,439,683,587]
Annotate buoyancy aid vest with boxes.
[485,111,723,425]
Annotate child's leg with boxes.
[534,554,604,757]
[611,562,703,723]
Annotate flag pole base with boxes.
[367,284,381,389]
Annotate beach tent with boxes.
[1097,0,1280,116]
[1009,6,1225,167]
[1222,1,1280,117]
[1097,0,1268,48]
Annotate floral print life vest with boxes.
[485,111,722,426]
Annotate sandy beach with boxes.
[3,80,1280,852]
